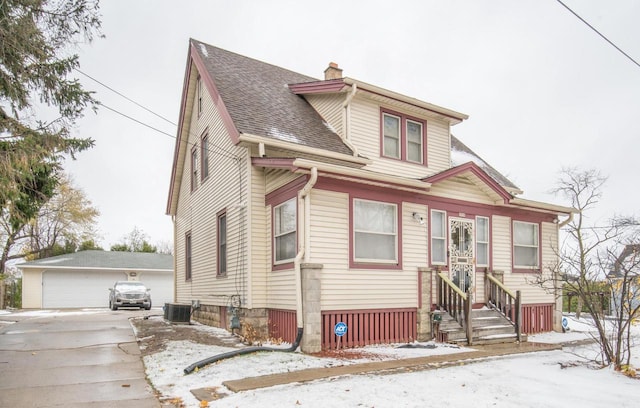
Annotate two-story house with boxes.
[166,39,574,353]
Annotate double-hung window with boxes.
[381,109,426,165]
[476,216,489,267]
[217,212,227,276]
[513,221,539,269]
[274,198,296,263]
[431,210,447,265]
[353,199,397,263]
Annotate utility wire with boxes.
[75,68,177,126]
[556,0,640,69]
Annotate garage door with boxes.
[136,272,173,306]
[42,270,128,308]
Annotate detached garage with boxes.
[18,250,174,309]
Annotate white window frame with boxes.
[476,216,489,267]
[274,198,297,264]
[353,199,398,263]
[431,210,447,265]
[513,221,539,269]
[196,75,203,116]
[406,119,424,164]
[190,147,198,191]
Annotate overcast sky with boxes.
[63,0,640,249]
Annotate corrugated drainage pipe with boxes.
[183,328,303,375]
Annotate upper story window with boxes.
[381,109,426,165]
[274,198,296,264]
[201,133,210,181]
[217,211,227,276]
[196,75,203,116]
[353,199,397,263]
[431,210,447,265]
[476,216,489,267]
[190,147,198,192]
[185,231,192,281]
[513,221,539,269]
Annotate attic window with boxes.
[381,109,427,165]
[190,147,198,192]
[196,75,203,116]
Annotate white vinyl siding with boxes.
[353,199,398,263]
[348,96,450,178]
[428,177,499,205]
[431,210,446,265]
[310,190,417,310]
[174,67,249,306]
[305,94,344,137]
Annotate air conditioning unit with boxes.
[164,303,191,323]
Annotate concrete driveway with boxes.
[0,309,160,407]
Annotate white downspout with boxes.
[294,167,318,328]
[558,212,574,228]
[342,84,359,157]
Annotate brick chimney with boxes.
[324,62,343,80]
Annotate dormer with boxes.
[289,64,469,178]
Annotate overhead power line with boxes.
[556,0,640,69]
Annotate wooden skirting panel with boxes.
[322,308,417,350]
[268,309,297,343]
[521,303,554,334]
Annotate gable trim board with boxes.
[168,40,575,350]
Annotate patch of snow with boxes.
[140,311,640,407]
[451,148,486,168]
[198,43,208,57]
[323,121,337,134]
[37,257,71,264]
[268,127,301,143]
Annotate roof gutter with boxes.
[341,83,360,157]
[292,158,431,193]
[238,133,371,166]
[508,197,575,215]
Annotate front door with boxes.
[449,218,474,298]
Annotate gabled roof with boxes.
[611,244,640,277]
[18,250,173,271]
[191,39,354,156]
[450,134,521,194]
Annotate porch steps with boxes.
[435,309,525,345]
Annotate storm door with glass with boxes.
[449,218,475,296]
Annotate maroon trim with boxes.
[189,42,240,144]
[349,195,403,270]
[217,209,227,277]
[288,79,347,94]
[265,176,307,206]
[380,108,428,167]
[424,162,512,203]
[511,220,542,273]
[251,157,298,171]
[167,45,195,214]
[267,179,304,270]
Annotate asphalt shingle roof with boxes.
[192,39,354,156]
[450,134,519,191]
[18,250,173,271]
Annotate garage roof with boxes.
[18,250,173,271]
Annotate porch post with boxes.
[417,267,433,341]
[300,263,323,353]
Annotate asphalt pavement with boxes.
[0,309,160,407]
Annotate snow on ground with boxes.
[144,314,639,408]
